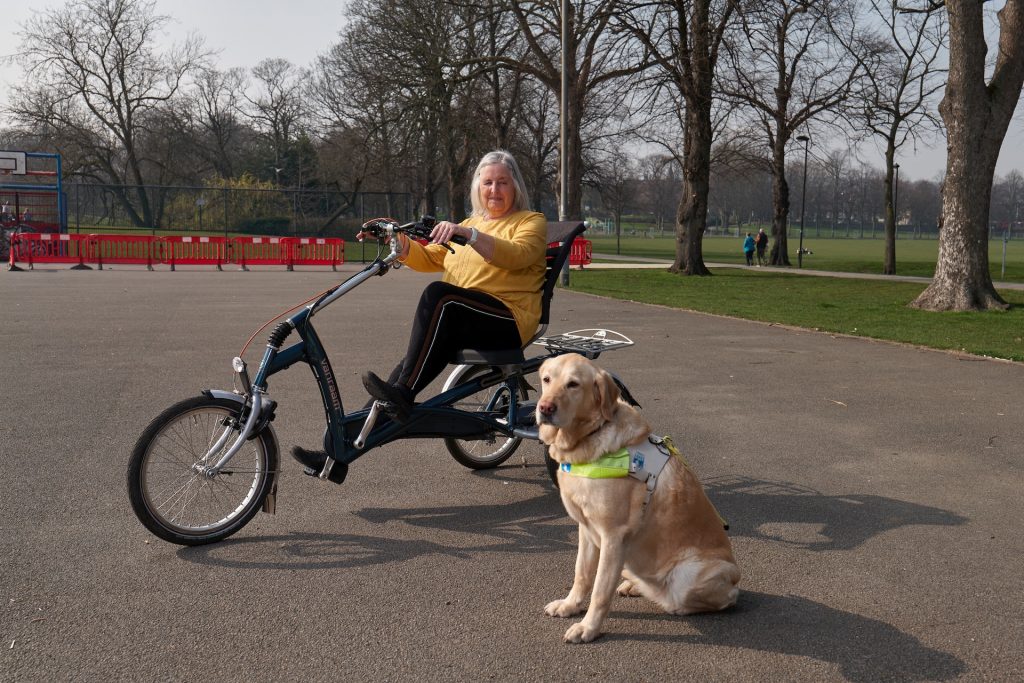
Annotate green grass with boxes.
[588,233,1024,282]
[567,268,1024,362]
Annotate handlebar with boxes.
[360,216,467,252]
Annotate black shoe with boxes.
[361,371,413,422]
[291,446,328,473]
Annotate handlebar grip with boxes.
[450,234,468,246]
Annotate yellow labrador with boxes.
[537,353,740,643]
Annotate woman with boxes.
[293,150,547,470]
[743,232,756,266]
[360,150,548,419]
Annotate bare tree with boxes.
[10,0,205,226]
[858,0,946,273]
[619,0,738,275]
[593,150,640,253]
[244,58,307,187]
[719,0,866,265]
[185,66,251,180]
[503,0,646,220]
[323,0,500,220]
[515,79,561,213]
[911,0,1024,311]
[990,169,1024,234]
[308,29,411,223]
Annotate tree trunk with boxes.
[769,141,791,266]
[670,104,712,276]
[883,140,897,275]
[911,0,1024,311]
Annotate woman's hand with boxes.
[356,229,409,258]
[431,221,469,245]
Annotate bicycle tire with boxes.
[127,395,278,546]
[443,365,526,469]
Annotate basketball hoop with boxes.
[0,151,27,175]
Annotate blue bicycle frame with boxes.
[211,238,542,482]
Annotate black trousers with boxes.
[387,281,521,396]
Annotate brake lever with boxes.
[440,234,469,254]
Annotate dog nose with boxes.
[538,400,556,416]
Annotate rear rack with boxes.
[535,328,634,359]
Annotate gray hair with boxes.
[469,150,531,216]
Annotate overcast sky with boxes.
[2,0,1022,183]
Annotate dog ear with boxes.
[595,368,621,422]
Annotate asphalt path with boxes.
[2,264,1022,682]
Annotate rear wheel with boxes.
[127,395,278,545]
[544,446,560,489]
[444,365,527,469]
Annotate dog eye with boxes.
[541,376,549,384]
[566,380,579,389]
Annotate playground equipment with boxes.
[0,150,65,234]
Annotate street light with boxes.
[893,162,900,240]
[797,134,810,268]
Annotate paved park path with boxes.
[2,266,1021,681]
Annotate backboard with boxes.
[0,151,27,175]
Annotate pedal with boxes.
[321,460,348,484]
[353,401,384,449]
[303,461,348,484]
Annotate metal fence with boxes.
[65,182,414,240]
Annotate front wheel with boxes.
[127,395,278,546]
[443,365,526,469]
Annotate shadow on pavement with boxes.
[609,591,965,682]
[705,475,968,551]
[178,474,966,568]
[177,491,573,570]
[177,476,967,681]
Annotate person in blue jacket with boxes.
[742,232,756,266]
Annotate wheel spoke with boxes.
[130,400,271,542]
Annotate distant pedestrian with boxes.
[743,232,755,266]
[755,228,768,266]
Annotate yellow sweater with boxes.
[401,210,548,344]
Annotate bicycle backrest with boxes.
[539,221,587,328]
[452,220,586,366]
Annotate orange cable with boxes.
[238,284,338,357]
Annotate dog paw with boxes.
[563,622,602,644]
[544,598,583,618]
[616,579,641,597]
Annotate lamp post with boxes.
[797,134,810,268]
[893,162,900,240]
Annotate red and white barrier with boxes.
[88,233,162,270]
[8,232,91,270]
[290,237,344,271]
[232,236,292,270]
[570,239,592,268]
[548,238,592,268]
[6,233,346,271]
[163,235,227,271]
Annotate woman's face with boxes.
[478,163,515,219]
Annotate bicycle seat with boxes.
[453,221,587,367]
